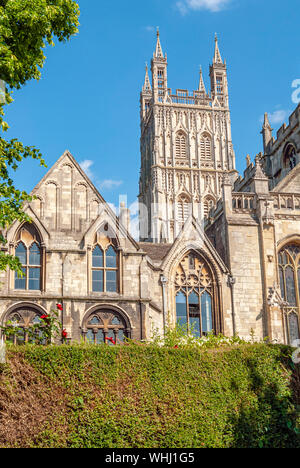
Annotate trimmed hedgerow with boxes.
[0,343,299,448]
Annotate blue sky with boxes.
[4,0,300,212]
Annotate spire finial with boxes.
[143,62,152,92]
[261,113,273,152]
[263,112,272,130]
[154,27,164,59]
[213,33,223,64]
[198,65,206,94]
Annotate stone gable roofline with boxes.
[161,215,229,278]
[28,149,140,250]
[271,161,300,193]
[31,150,106,204]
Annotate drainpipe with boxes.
[160,275,168,336]
[228,275,237,336]
[61,253,68,343]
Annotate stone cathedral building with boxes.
[1,32,300,346]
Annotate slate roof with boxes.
[138,242,173,263]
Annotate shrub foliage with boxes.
[0,343,299,448]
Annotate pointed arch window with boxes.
[200,133,212,161]
[92,241,118,293]
[175,132,187,158]
[278,244,300,344]
[14,224,43,291]
[283,144,297,171]
[174,252,218,337]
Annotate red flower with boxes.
[105,336,116,345]
[41,314,50,321]
[56,303,63,311]
[62,329,68,339]
[174,345,179,349]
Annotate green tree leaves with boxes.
[0,0,80,274]
[0,0,80,88]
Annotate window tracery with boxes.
[175,252,216,337]
[284,144,297,171]
[278,244,300,344]
[14,223,43,291]
[2,306,45,345]
[82,309,129,344]
[91,233,119,293]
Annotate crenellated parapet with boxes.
[261,104,300,189]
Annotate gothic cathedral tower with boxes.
[139,30,236,242]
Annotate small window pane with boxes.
[288,313,300,345]
[28,268,40,290]
[29,243,40,266]
[117,329,125,343]
[11,314,21,324]
[201,292,213,334]
[89,316,101,325]
[106,270,117,292]
[106,246,117,268]
[92,270,104,292]
[16,328,26,345]
[279,267,285,299]
[176,292,187,329]
[86,329,95,344]
[106,330,115,346]
[15,267,26,290]
[189,291,200,337]
[111,316,121,325]
[95,329,105,344]
[92,246,103,268]
[16,243,26,265]
[285,266,296,306]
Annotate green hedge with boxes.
[0,343,299,448]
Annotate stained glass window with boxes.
[175,252,215,337]
[201,292,213,335]
[278,244,300,344]
[176,292,187,329]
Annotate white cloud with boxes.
[79,160,94,180]
[260,109,291,126]
[268,110,289,125]
[80,160,123,192]
[99,179,123,191]
[176,0,232,14]
[144,26,155,32]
